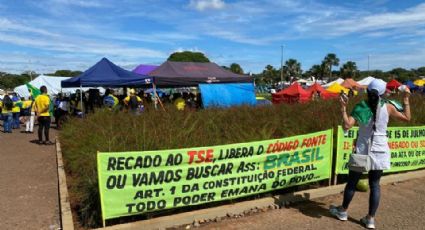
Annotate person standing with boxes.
[124,89,142,114]
[22,96,35,133]
[330,79,411,229]
[1,95,14,133]
[34,86,53,145]
[11,94,22,129]
[103,89,119,110]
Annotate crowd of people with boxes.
[0,86,203,144]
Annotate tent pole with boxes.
[153,83,165,111]
[80,84,84,118]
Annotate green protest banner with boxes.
[336,126,425,175]
[97,129,333,221]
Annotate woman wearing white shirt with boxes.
[330,79,411,229]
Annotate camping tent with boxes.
[14,75,102,98]
[326,82,356,95]
[61,58,152,88]
[405,80,419,91]
[357,76,375,86]
[306,83,339,100]
[414,79,425,87]
[323,78,344,88]
[148,61,253,87]
[341,78,364,90]
[386,79,402,91]
[272,82,311,104]
[133,64,159,75]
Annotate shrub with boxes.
[60,94,425,227]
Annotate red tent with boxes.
[272,82,311,104]
[386,79,402,91]
[306,83,339,100]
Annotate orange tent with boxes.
[341,78,365,90]
[307,83,339,100]
[272,82,311,104]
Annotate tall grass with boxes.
[60,94,425,228]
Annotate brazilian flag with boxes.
[26,83,41,99]
[25,83,54,116]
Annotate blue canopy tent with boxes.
[61,57,152,88]
[405,80,419,92]
[61,58,154,115]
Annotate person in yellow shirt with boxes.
[34,86,53,145]
[1,95,14,133]
[103,89,119,110]
[124,89,142,114]
[11,94,22,129]
[21,96,35,133]
[173,93,186,111]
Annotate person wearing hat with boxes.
[124,88,142,114]
[330,78,411,229]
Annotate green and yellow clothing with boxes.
[0,101,12,114]
[34,94,51,117]
[174,98,186,111]
[12,99,22,113]
[124,95,142,104]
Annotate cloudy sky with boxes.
[0,0,424,74]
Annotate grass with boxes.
[60,94,425,228]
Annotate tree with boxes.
[323,53,339,80]
[46,70,82,77]
[284,59,302,80]
[229,63,244,74]
[340,61,359,79]
[260,65,279,84]
[306,64,324,80]
[167,51,210,62]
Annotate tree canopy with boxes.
[167,51,210,63]
[229,63,244,74]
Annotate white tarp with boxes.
[357,76,375,86]
[14,75,104,98]
[323,78,344,88]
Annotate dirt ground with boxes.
[198,177,425,230]
[0,125,59,229]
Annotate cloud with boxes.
[0,18,59,37]
[189,0,225,11]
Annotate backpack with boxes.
[3,96,13,110]
[129,96,139,109]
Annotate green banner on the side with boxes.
[97,129,333,220]
[336,126,425,174]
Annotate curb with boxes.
[99,169,425,230]
[56,138,75,230]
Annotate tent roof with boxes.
[306,83,327,93]
[323,78,344,88]
[357,76,375,86]
[341,78,363,89]
[326,82,350,94]
[61,57,152,88]
[148,61,253,87]
[14,75,104,98]
[275,82,310,96]
[386,79,402,90]
[132,64,159,75]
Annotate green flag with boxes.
[25,83,41,99]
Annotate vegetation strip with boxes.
[56,138,75,230]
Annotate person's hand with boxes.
[403,87,411,97]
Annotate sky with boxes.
[0,0,425,74]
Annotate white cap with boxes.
[368,79,387,96]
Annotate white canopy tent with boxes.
[323,78,344,88]
[14,75,104,98]
[357,76,375,86]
